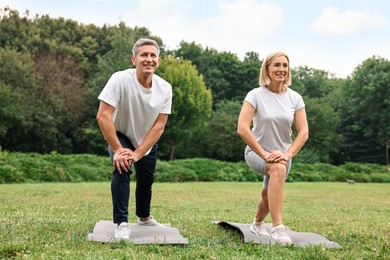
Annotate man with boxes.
[96,38,172,240]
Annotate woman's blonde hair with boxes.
[259,51,291,87]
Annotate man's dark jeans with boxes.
[107,132,157,224]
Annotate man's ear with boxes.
[131,56,136,65]
[155,58,161,68]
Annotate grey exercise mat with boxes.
[213,221,341,248]
[87,220,188,245]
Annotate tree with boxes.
[293,66,338,98]
[303,98,342,162]
[0,48,67,153]
[156,57,212,160]
[174,41,260,106]
[339,56,390,163]
[205,101,245,161]
[0,7,32,52]
[0,48,34,150]
[0,82,25,138]
[292,66,345,163]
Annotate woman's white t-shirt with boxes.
[98,68,172,155]
[244,86,305,153]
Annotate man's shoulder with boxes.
[153,73,172,89]
[112,68,134,78]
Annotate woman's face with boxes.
[267,55,289,84]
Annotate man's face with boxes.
[131,45,160,75]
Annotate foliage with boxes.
[292,148,322,163]
[303,98,342,162]
[339,56,390,164]
[0,150,112,183]
[1,151,389,184]
[204,100,246,161]
[156,57,213,160]
[174,41,260,105]
[293,66,338,98]
[1,7,390,165]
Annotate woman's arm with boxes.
[285,107,309,159]
[237,101,268,160]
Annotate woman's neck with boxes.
[266,82,286,94]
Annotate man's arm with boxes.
[131,113,169,162]
[96,101,131,173]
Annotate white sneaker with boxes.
[114,222,130,240]
[249,219,270,237]
[137,215,166,227]
[270,224,292,244]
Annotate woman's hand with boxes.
[266,150,290,166]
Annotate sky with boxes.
[1,0,389,78]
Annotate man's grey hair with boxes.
[132,38,160,56]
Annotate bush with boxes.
[0,151,388,184]
[293,148,322,163]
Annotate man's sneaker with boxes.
[270,224,292,244]
[137,215,166,227]
[249,219,270,237]
[114,222,130,240]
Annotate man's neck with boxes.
[136,72,153,88]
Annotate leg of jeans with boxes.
[135,144,158,218]
[111,170,131,224]
[107,132,134,224]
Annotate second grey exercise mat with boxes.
[213,221,341,248]
[87,220,189,245]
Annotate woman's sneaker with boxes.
[137,215,166,227]
[249,219,270,237]
[114,222,131,240]
[270,224,292,244]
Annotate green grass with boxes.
[0,182,389,259]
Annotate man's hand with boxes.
[113,148,133,174]
[129,150,143,163]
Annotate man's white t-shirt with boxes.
[98,68,172,155]
[244,86,305,153]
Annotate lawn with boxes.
[0,182,389,259]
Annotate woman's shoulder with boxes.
[248,86,264,95]
[287,86,303,97]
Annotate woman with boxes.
[237,51,308,244]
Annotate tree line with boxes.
[0,7,389,165]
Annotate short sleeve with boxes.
[294,93,305,111]
[244,88,258,109]
[160,83,172,114]
[97,72,121,108]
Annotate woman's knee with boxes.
[266,163,287,178]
